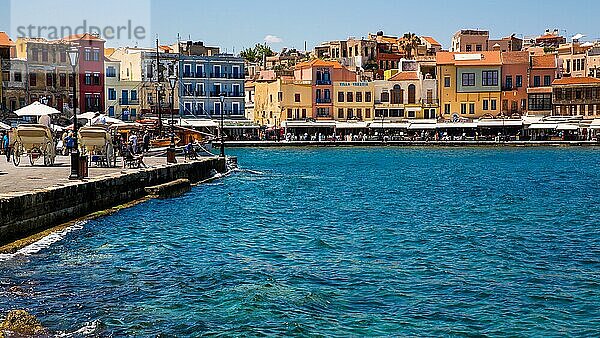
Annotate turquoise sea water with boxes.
[2,147,600,336]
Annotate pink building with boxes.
[294,59,357,119]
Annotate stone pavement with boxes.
[0,155,183,195]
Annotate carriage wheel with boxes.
[12,142,22,166]
[29,147,40,166]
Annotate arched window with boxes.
[391,84,403,104]
[408,84,416,104]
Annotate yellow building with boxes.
[253,79,312,127]
[437,51,501,119]
[333,81,375,121]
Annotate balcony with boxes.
[209,110,243,115]
[210,73,244,79]
[316,80,331,85]
[315,98,331,104]
[119,98,140,105]
[195,72,206,78]
[182,90,206,97]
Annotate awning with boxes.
[283,121,336,128]
[589,119,600,129]
[408,123,437,130]
[223,125,260,129]
[556,124,579,131]
[335,121,369,129]
[437,122,478,128]
[477,119,523,127]
[528,123,558,130]
[181,119,219,128]
[369,122,410,129]
[0,122,10,130]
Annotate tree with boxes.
[400,32,421,59]
[240,43,274,63]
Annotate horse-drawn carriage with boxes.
[78,126,116,167]
[12,124,56,166]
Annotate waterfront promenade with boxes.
[224,140,600,147]
[0,156,170,195]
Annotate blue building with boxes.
[178,54,245,119]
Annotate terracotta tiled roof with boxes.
[552,77,600,85]
[501,51,529,65]
[537,34,562,40]
[531,54,556,69]
[63,33,105,42]
[436,51,501,66]
[0,32,15,46]
[295,59,343,69]
[159,45,173,53]
[388,71,419,81]
[422,36,440,46]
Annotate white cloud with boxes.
[264,35,283,44]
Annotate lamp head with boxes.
[68,47,79,67]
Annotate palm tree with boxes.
[400,33,421,59]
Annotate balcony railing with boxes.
[182,90,206,97]
[315,98,331,104]
[316,80,332,85]
[119,98,140,105]
[209,110,243,115]
[209,73,244,79]
[209,92,244,97]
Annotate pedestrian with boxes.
[143,132,150,152]
[129,133,138,154]
[3,130,11,162]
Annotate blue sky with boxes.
[2,0,600,51]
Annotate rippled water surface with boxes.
[2,147,600,336]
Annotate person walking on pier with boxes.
[2,131,10,162]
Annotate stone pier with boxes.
[0,156,225,246]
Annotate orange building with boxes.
[294,59,357,119]
[501,51,529,116]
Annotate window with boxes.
[31,48,39,61]
[505,76,513,89]
[108,88,116,100]
[131,90,137,101]
[391,85,403,104]
[295,93,301,102]
[516,75,523,88]
[356,92,362,102]
[93,50,100,61]
[483,100,489,110]
[445,103,451,114]
[544,75,551,86]
[85,73,92,85]
[469,103,475,114]
[491,99,497,110]
[106,66,116,78]
[381,92,389,102]
[30,73,36,86]
[84,49,91,61]
[528,94,552,111]
[461,103,467,114]
[462,73,475,86]
[92,73,100,86]
[444,76,451,87]
[287,109,292,119]
[566,60,571,73]
[533,76,541,87]
[365,108,371,118]
[476,44,482,52]
[338,92,344,102]
[46,73,52,86]
[42,49,48,62]
[408,110,416,118]
[59,73,66,87]
[338,108,344,118]
[278,92,283,102]
[356,108,362,118]
[347,108,353,118]
[482,70,498,86]
[60,52,66,63]
[347,92,353,102]
[302,109,307,118]
[14,72,22,82]
[365,92,372,102]
[466,45,472,52]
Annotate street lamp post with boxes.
[67,47,80,180]
[157,83,163,136]
[167,75,177,163]
[219,93,225,157]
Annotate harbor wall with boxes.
[0,158,225,246]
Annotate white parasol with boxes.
[14,101,62,116]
